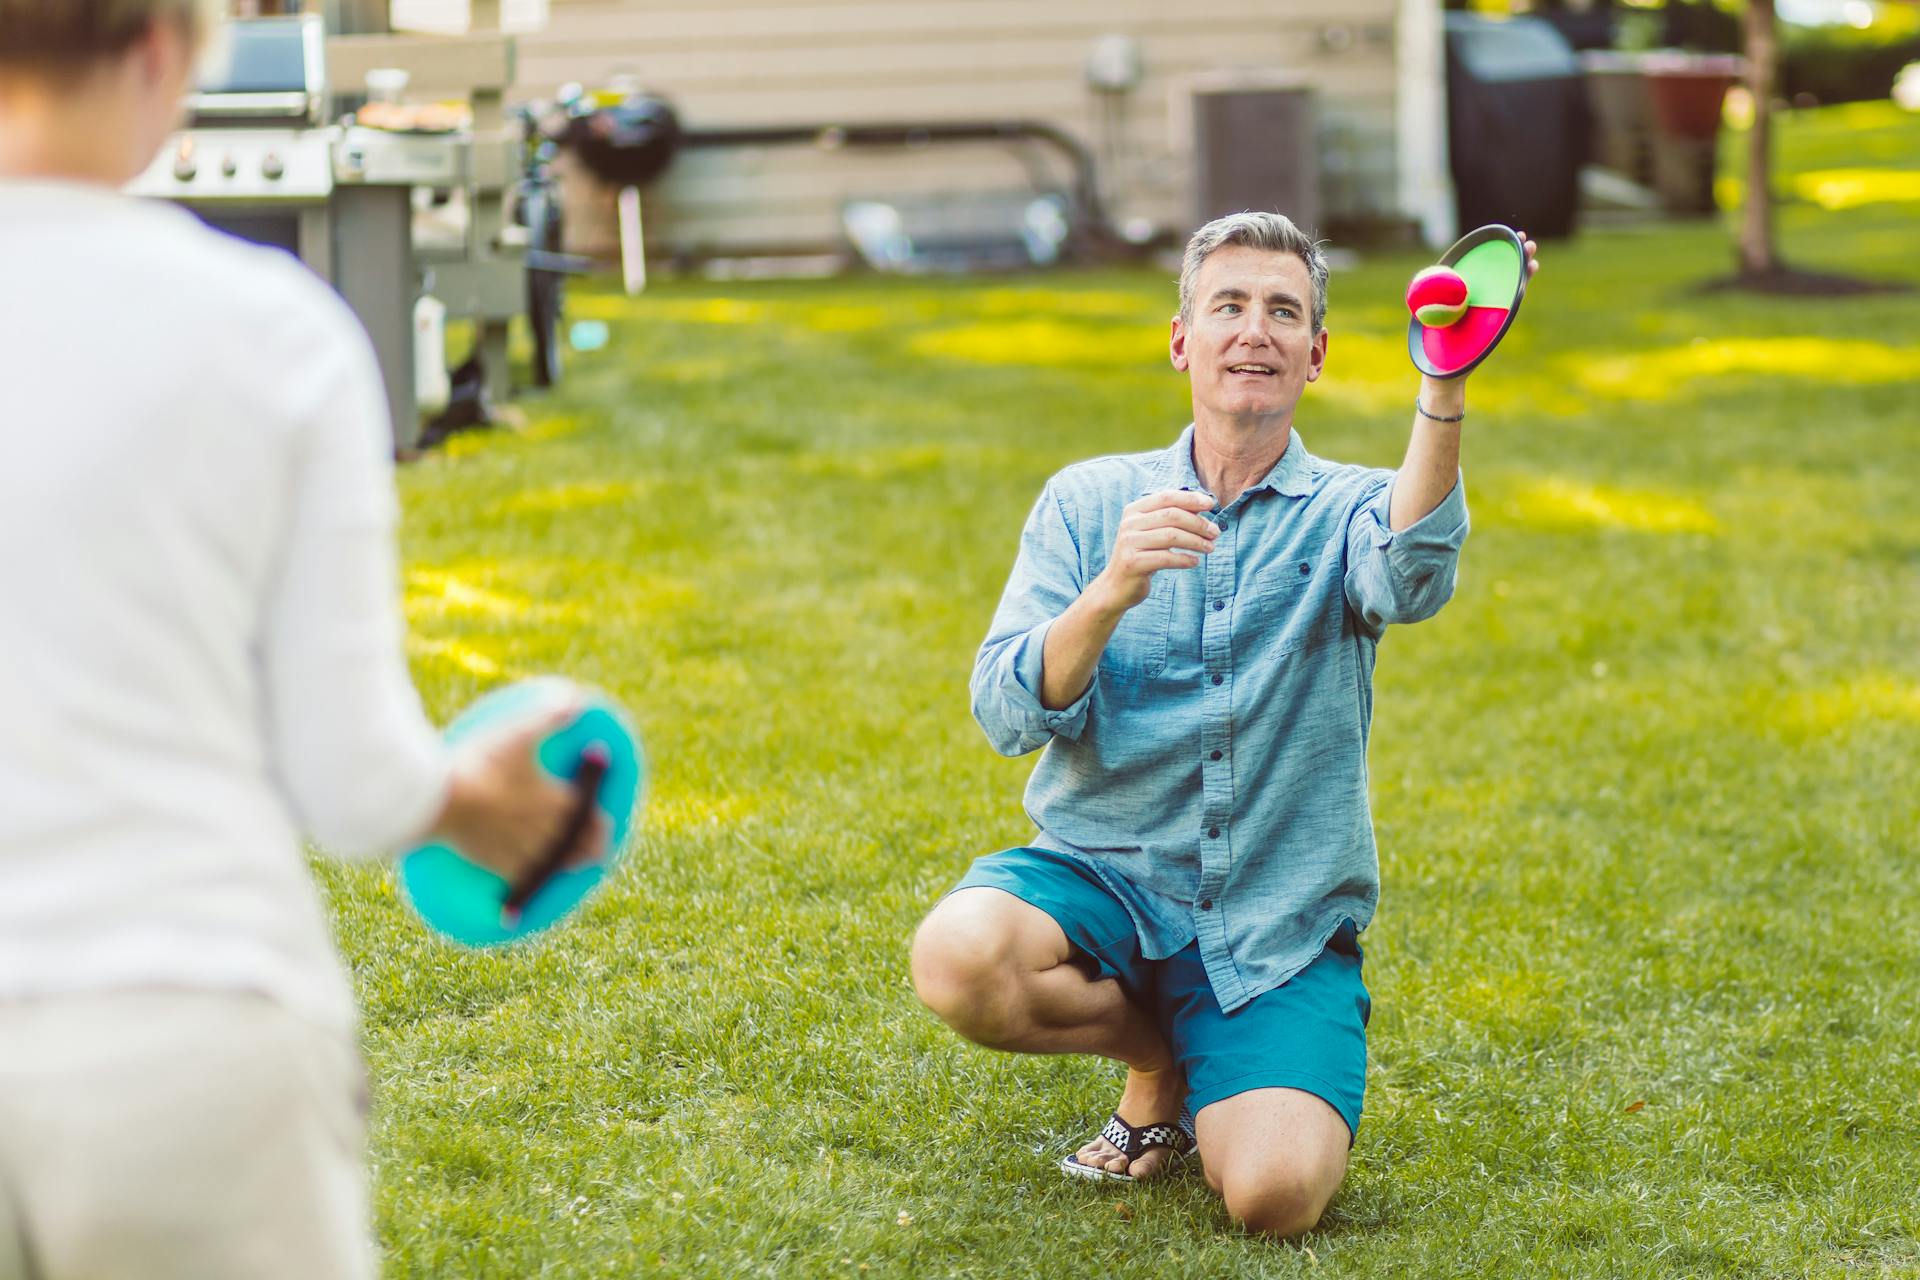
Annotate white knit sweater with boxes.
[0,180,450,1033]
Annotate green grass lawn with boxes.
[317,102,1920,1277]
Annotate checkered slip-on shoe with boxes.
[1060,1110,1197,1184]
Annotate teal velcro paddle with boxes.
[398,678,644,947]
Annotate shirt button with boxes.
[1299,562,1310,575]
[1210,750,1222,761]
[1208,826,1220,839]
[1199,898,1214,910]
[1210,674,1223,686]
[1211,600,1225,612]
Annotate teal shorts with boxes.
[953,846,1370,1140]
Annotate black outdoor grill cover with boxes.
[562,94,682,188]
[1445,14,1590,240]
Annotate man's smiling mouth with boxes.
[1227,363,1276,376]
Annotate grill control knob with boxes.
[261,152,285,181]
[171,139,196,182]
[220,153,238,178]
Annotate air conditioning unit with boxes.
[1189,76,1321,235]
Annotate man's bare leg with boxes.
[909,887,1186,1180]
[1196,1088,1350,1236]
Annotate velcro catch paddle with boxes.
[398,677,645,947]
[1406,224,1528,380]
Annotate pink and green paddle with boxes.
[1405,224,1528,380]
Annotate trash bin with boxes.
[1581,50,1742,216]
[1444,13,1589,239]
[1645,52,1742,214]
[1581,50,1656,183]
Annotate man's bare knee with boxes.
[1198,1088,1350,1238]
[911,888,1079,1048]
[1221,1165,1337,1239]
[908,919,1006,1033]
[909,891,1041,1043]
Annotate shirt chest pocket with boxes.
[1250,567,1344,657]
[1098,572,1174,681]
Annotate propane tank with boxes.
[413,290,450,418]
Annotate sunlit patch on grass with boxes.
[1570,338,1920,400]
[647,357,731,383]
[909,319,1162,368]
[647,789,759,834]
[565,294,641,322]
[798,303,890,332]
[603,575,701,615]
[494,480,654,515]
[1775,675,1920,736]
[1311,331,1586,419]
[438,431,495,461]
[406,634,510,679]
[406,569,560,621]
[1307,332,1410,414]
[1794,168,1920,212]
[521,415,583,445]
[1809,100,1919,133]
[1431,968,1569,1030]
[671,655,752,690]
[964,287,1159,320]
[569,295,771,327]
[1495,477,1721,534]
[404,565,608,626]
[643,298,772,326]
[435,414,580,460]
[408,556,697,625]
[786,443,1022,481]
[1341,304,1412,330]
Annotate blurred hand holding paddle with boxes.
[426,696,609,885]
[403,678,646,947]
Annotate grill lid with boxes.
[187,15,327,127]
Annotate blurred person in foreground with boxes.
[0,4,602,1276]
[912,212,1538,1236]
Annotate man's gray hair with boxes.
[0,0,220,67]
[1178,212,1330,334]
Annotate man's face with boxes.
[1170,244,1327,427]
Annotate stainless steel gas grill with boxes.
[131,17,344,267]
[127,15,473,449]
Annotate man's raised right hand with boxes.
[1089,489,1219,615]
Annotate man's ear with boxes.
[1304,327,1328,384]
[1170,316,1190,372]
[134,19,172,90]
[134,15,196,96]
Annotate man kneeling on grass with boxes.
[911,212,1538,1236]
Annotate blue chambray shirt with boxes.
[971,425,1469,1013]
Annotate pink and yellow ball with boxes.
[1406,266,1469,328]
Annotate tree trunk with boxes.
[1739,0,1780,277]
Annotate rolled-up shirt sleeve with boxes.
[1342,470,1470,636]
[971,481,1094,757]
